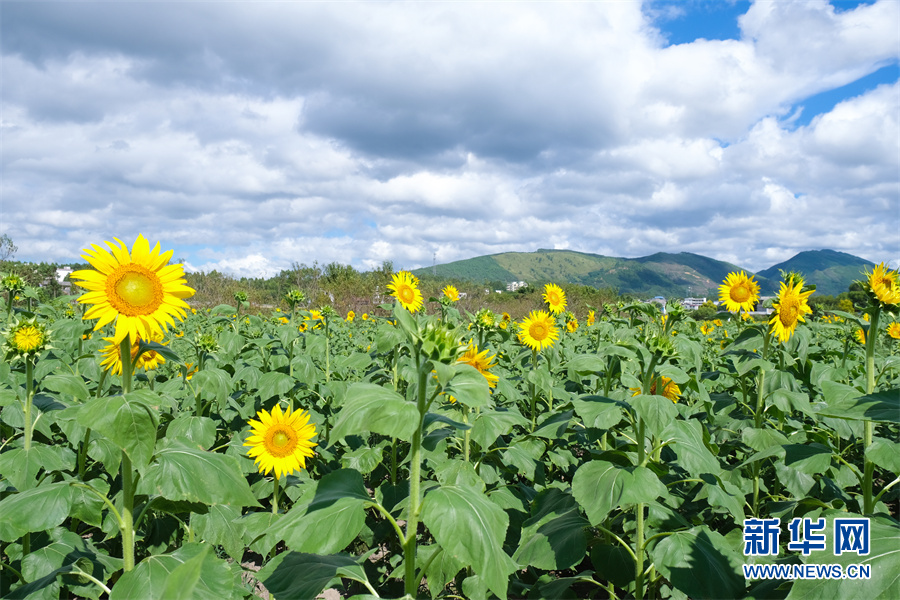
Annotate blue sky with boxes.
[2,0,898,277]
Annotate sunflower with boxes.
[587,310,595,327]
[457,343,498,388]
[388,271,423,312]
[718,271,760,313]
[854,328,866,345]
[70,235,195,345]
[543,283,567,315]
[502,312,511,322]
[865,262,900,306]
[566,318,578,333]
[3,317,50,361]
[244,404,317,480]
[442,285,460,302]
[631,376,680,403]
[99,330,166,375]
[887,322,900,339]
[362,313,368,321]
[769,278,813,343]
[519,310,559,352]
[346,310,355,322]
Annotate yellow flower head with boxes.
[3,318,50,360]
[887,322,900,340]
[566,318,578,333]
[718,271,760,313]
[519,310,559,352]
[70,234,195,345]
[769,278,813,343]
[244,403,317,480]
[346,310,355,322]
[543,283,567,315]
[865,262,900,306]
[854,327,866,345]
[99,329,166,375]
[631,376,681,403]
[502,312,511,322]
[388,271,423,312]
[362,313,369,321]
[442,285,460,302]
[457,343,499,389]
[587,310,596,327]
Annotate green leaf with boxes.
[469,408,527,449]
[567,354,606,373]
[650,525,746,600]
[137,445,259,507]
[572,461,666,525]
[257,552,358,600]
[111,543,233,600]
[41,374,90,401]
[329,383,418,443]
[422,484,518,600]
[819,383,900,423]
[190,505,246,562]
[867,437,900,474]
[166,415,217,450]
[742,427,790,452]
[572,395,626,430]
[0,482,75,541]
[340,441,387,475]
[0,445,75,491]
[512,487,589,570]
[419,544,463,599]
[629,394,678,438]
[445,364,492,408]
[191,368,232,407]
[783,443,832,475]
[256,371,294,401]
[76,391,159,469]
[591,544,635,589]
[69,478,111,528]
[139,340,182,364]
[271,470,369,555]
[662,419,721,477]
[786,514,900,600]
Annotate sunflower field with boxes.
[0,237,898,600]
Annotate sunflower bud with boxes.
[2,317,51,362]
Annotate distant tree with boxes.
[0,234,17,264]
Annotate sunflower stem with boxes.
[273,477,280,515]
[530,349,539,432]
[862,306,880,514]
[403,352,427,597]
[752,330,770,517]
[23,358,35,451]
[118,334,136,572]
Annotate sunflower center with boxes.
[107,264,165,317]
[13,326,43,352]
[779,297,800,327]
[265,425,297,458]
[398,285,415,304]
[730,283,750,303]
[529,322,548,341]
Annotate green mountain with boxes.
[756,250,875,296]
[413,248,873,298]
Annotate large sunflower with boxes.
[244,404,317,480]
[70,235,195,345]
[457,343,499,388]
[99,330,166,375]
[769,279,813,343]
[519,310,559,352]
[388,271,423,312]
[631,376,680,403]
[718,271,760,313]
[442,285,460,302]
[543,283,567,315]
[887,322,900,340]
[866,262,900,306]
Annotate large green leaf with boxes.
[786,514,900,600]
[190,505,246,562]
[512,487,589,570]
[819,382,900,423]
[444,364,491,408]
[76,391,158,469]
[422,484,518,600]
[256,371,294,401]
[469,408,527,449]
[0,445,75,492]
[661,419,721,477]
[191,368,232,407]
[329,383,418,443]
[867,437,900,474]
[0,482,75,541]
[41,374,90,402]
[19,529,120,600]
[137,445,259,507]
[165,415,217,450]
[110,543,233,600]
[629,394,678,438]
[572,395,626,430]
[650,525,746,600]
[572,461,666,525]
[270,469,369,555]
[257,552,358,600]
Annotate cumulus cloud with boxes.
[1,0,897,277]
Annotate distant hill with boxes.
[413,248,874,298]
[757,249,875,296]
